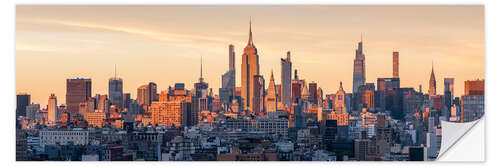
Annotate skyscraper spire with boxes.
[270,70,274,81]
[248,17,253,45]
[429,61,436,96]
[114,64,117,78]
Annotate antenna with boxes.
[200,55,203,81]
[114,64,117,78]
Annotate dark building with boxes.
[66,78,92,117]
[324,120,338,151]
[376,78,403,119]
[16,93,31,117]
[109,78,123,108]
[409,146,426,161]
[122,93,131,109]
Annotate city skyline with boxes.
[16,5,484,106]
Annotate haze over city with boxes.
[16,5,484,106]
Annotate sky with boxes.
[16,5,484,107]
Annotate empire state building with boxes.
[241,20,260,113]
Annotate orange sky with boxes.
[16,5,484,107]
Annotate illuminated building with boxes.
[393,51,399,78]
[48,94,57,124]
[66,78,92,117]
[265,71,278,113]
[428,64,436,96]
[241,19,260,112]
[461,79,485,122]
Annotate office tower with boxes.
[229,44,235,71]
[357,83,375,110]
[362,90,375,109]
[122,93,131,109]
[461,79,485,122]
[241,20,260,112]
[48,94,57,124]
[265,71,278,113]
[324,120,338,151]
[66,78,91,117]
[137,82,158,107]
[97,95,109,113]
[444,78,454,97]
[221,46,236,105]
[252,75,265,113]
[151,100,191,127]
[294,99,306,129]
[443,78,454,117]
[353,40,366,94]
[354,136,370,161]
[195,57,209,98]
[281,51,292,108]
[137,85,148,106]
[465,79,485,95]
[291,69,302,103]
[25,103,40,120]
[16,93,31,117]
[393,51,399,78]
[108,67,123,108]
[148,82,158,104]
[332,82,349,126]
[309,82,318,105]
[376,78,402,119]
[428,64,436,96]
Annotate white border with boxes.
[2,0,495,166]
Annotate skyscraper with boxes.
[48,94,57,124]
[333,82,349,126]
[241,19,260,112]
[148,82,158,104]
[465,79,484,95]
[66,78,91,117]
[428,64,436,96]
[444,78,455,98]
[353,40,366,94]
[122,93,131,109]
[281,51,292,108]
[137,85,149,106]
[443,78,454,116]
[252,75,265,113]
[393,51,399,78]
[220,45,236,106]
[309,82,318,105]
[16,93,30,117]
[461,79,484,122]
[109,68,123,108]
[229,44,235,71]
[265,71,277,113]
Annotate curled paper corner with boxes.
[437,118,483,160]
